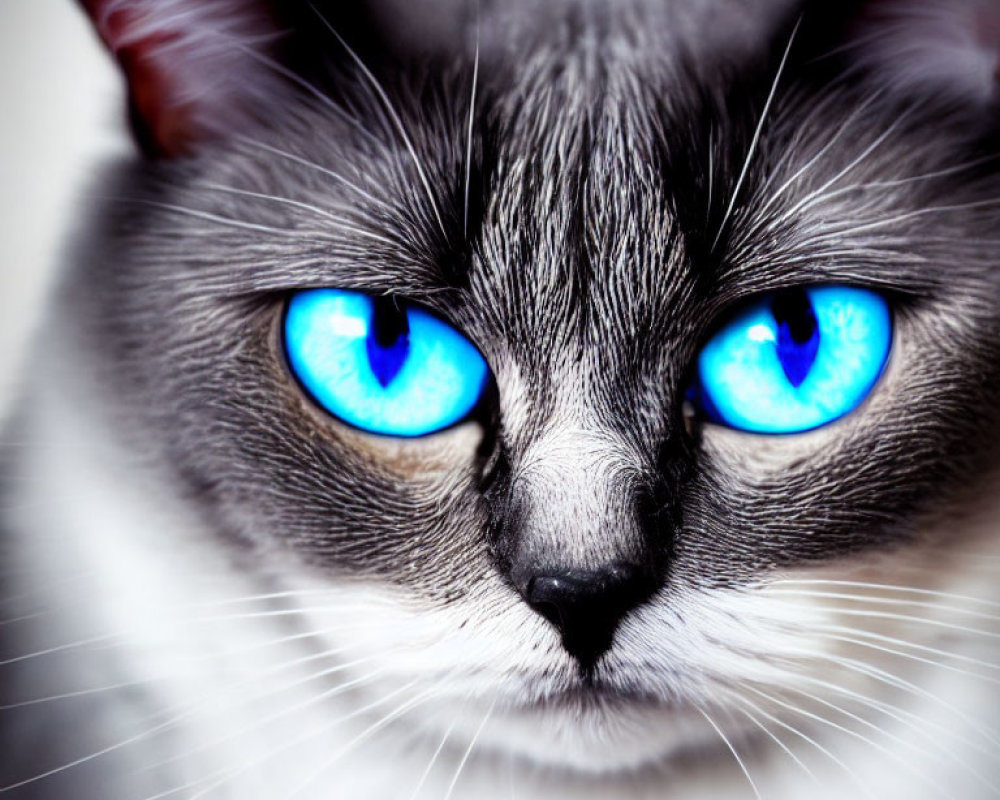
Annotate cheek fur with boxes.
[6,0,1000,796]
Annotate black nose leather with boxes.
[523,564,654,669]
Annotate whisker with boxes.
[696,703,763,800]
[140,658,405,800]
[231,42,382,148]
[789,675,1000,794]
[810,625,1000,681]
[807,197,1000,242]
[764,588,1000,621]
[443,697,495,800]
[406,716,458,800]
[713,16,802,252]
[724,687,877,800]
[235,138,394,212]
[97,197,331,239]
[189,183,399,246]
[767,684,962,799]
[0,678,160,712]
[307,3,449,240]
[278,678,437,800]
[766,108,915,231]
[766,153,1000,225]
[731,695,821,785]
[144,649,396,770]
[706,131,715,225]
[0,631,122,667]
[766,579,1000,609]
[805,607,999,639]
[755,90,885,217]
[791,670,1000,767]
[0,625,386,712]
[1,631,391,795]
[806,652,1000,751]
[464,13,480,239]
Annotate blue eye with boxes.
[284,289,489,437]
[692,286,891,434]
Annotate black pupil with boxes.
[366,297,411,389]
[770,288,820,389]
[370,296,409,348]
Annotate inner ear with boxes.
[75,0,418,158]
[77,0,291,157]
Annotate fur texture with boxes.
[2,0,999,798]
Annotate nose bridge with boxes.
[510,422,647,572]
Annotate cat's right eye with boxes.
[689,286,892,434]
[284,289,489,437]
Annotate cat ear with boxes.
[76,0,287,157]
[844,0,1000,108]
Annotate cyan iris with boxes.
[694,286,891,433]
[284,289,489,437]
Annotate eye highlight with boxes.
[284,289,489,437]
[690,286,892,434]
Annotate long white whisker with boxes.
[810,627,1000,683]
[406,716,458,800]
[98,197,314,237]
[766,579,1000,609]
[190,183,398,246]
[231,42,382,148]
[143,661,407,800]
[696,703,763,800]
[464,13,480,239]
[808,197,1000,243]
[764,587,1000,620]
[755,90,884,217]
[279,679,442,800]
[771,153,1000,223]
[712,16,801,251]
[0,631,121,667]
[1,638,389,795]
[766,108,915,231]
[308,3,449,240]
[177,677,425,800]
[791,670,1000,766]
[727,688,877,800]
[144,650,395,775]
[806,652,1000,750]
[443,697,496,800]
[796,606,999,639]
[235,138,395,211]
[730,694,820,785]
[769,685,961,800]
[789,675,1000,793]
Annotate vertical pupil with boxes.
[770,289,820,388]
[366,297,410,388]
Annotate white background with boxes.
[0,0,129,409]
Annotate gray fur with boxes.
[2,0,1000,796]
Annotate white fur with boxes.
[5,326,998,799]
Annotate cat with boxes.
[2,0,1000,798]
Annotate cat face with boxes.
[18,0,1000,786]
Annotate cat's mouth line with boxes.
[506,679,675,714]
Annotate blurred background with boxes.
[0,0,129,410]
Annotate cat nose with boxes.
[521,564,655,669]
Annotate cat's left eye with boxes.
[689,286,892,434]
[284,289,489,437]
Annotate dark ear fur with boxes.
[77,0,291,157]
[74,0,407,160]
[802,0,1000,111]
